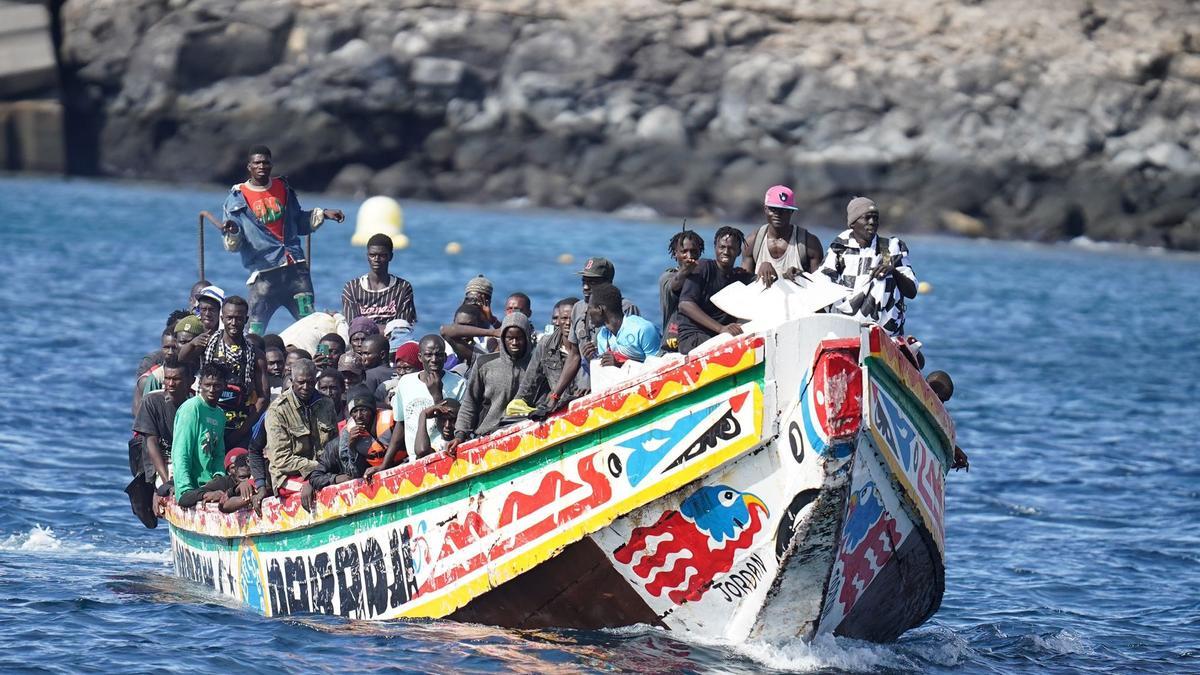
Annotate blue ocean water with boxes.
[0,175,1196,673]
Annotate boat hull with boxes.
[167,316,954,642]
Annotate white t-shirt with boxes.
[392,371,466,454]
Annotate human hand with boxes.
[236,479,254,500]
[678,258,698,275]
[722,323,744,336]
[324,208,345,223]
[363,466,382,481]
[599,352,616,367]
[872,259,895,279]
[756,262,778,287]
[300,483,316,512]
[445,439,462,457]
[782,266,803,281]
[581,339,598,360]
[251,488,268,516]
[221,220,240,235]
[202,490,226,504]
[153,494,169,517]
[952,445,970,471]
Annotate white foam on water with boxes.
[0,525,65,552]
[1031,629,1094,656]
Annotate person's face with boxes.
[160,333,179,360]
[581,277,593,301]
[247,153,273,183]
[419,340,446,374]
[198,375,224,406]
[234,464,252,480]
[161,366,188,398]
[505,296,531,317]
[502,327,527,357]
[552,304,571,332]
[340,369,363,387]
[851,211,880,244]
[586,304,605,328]
[715,234,740,268]
[320,339,344,361]
[197,300,220,331]
[765,206,793,229]
[674,237,701,264]
[395,361,419,377]
[221,303,248,337]
[175,331,196,347]
[360,341,385,368]
[284,352,300,378]
[366,245,392,274]
[350,406,374,429]
[350,332,367,354]
[316,375,343,402]
[436,411,456,440]
[265,350,285,377]
[465,291,490,309]
[291,368,316,401]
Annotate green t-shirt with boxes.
[171,396,226,500]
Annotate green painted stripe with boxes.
[177,364,766,554]
[866,357,952,468]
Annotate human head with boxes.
[284,348,312,380]
[713,226,746,269]
[847,196,879,245]
[500,312,531,359]
[668,230,704,265]
[393,341,421,376]
[552,297,577,333]
[337,352,365,387]
[453,303,488,329]
[195,294,222,332]
[188,280,210,310]
[161,359,192,399]
[197,361,229,406]
[224,448,251,480]
[349,316,380,355]
[245,333,265,354]
[263,334,286,353]
[417,334,447,374]
[174,314,204,346]
[464,275,493,308]
[360,333,390,369]
[366,233,394,276]
[926,370,954,402]
[265,347,286,377]
[764,184,797,229]
[290,358,318,401]
[316,369,346,408]
[505,292,532,318]
[432,399,460,440]
[221,295,249,337]
[246,144,273,183]
[586,283,623,329]
[346,387,377,428]
[160,331,179,362]
[577,257,616,301]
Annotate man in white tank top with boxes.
[741,184,824,286]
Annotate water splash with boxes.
[1,525,64,552]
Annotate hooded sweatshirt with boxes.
[454,313,533,439]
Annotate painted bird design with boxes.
[613,484,768,605]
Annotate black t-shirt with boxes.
[676,260,752,341]
[362,364,394,401]
[133,390,184,477]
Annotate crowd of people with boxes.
[126,145,957,524]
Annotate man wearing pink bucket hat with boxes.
[741,184,824,287]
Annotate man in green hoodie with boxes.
[449,312,533,450]
[173,361,234,508]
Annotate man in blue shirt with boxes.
[589,283,662,367]
[220,145,345,334]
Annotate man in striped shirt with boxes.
[341,233,418,338]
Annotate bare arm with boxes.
[804,231,825,272]
[740,229,757,274]
[550,340,581,402]
[144,434,171,485]
[679,300,739,336]
[412,409,434,459]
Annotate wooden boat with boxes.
[165,315,955,643]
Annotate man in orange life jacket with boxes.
[220,145,345,334]
[302,388,392,512]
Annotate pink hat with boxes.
[764,185,797,210]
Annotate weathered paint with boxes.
[166,317,956,644]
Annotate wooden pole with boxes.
[198,213,205,281]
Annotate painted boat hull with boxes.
[166,315,954,643]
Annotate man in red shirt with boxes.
[221,145,345,334]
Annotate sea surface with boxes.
[0,175,1197,674]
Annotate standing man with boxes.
[172,362,233,509]
[676,227,755,355]
[741,185,824,286]
[220,145,345,334]
[818,197,917,337]
[341,233,418,339]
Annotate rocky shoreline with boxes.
[55,0,1200,249]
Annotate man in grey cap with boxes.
[817,197,917,336]
[542,257,641,415]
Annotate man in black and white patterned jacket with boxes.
[817,197,917,336]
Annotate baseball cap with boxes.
[576,257,615,280]
[174,315,204,335]
[337,353,365,375]
[764,185,798,211]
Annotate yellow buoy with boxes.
[445,241,462,255]
[918,281,933,295]
[557,253,575,265]
[352,196,408,249]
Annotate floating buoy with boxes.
[445,241,462,255]
[557,253,575,265]
[352,196,408,249]
[918,281,933,294]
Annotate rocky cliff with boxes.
[57,0,1200,249]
